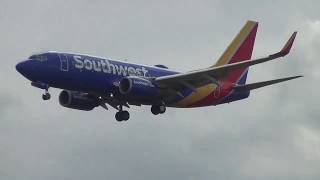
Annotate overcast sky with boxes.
[0,0,319,179]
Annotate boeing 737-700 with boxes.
[16,21,302,121]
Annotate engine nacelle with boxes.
[59,90,99,111]
[119,76,158,99]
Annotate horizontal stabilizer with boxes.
[234,75,302,92]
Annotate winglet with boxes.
[280,31,297,56]
[271,32,297,58]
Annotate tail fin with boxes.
[213,20,258,85]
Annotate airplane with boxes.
[16,20,302,122]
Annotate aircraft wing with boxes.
[154,32,297,92]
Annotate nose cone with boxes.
[16,61,25,74]
[16,60,36,80]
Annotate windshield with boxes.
[29,54,47,62]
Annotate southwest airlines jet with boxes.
[16,21,301,121]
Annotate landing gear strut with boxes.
[151,104,166,115]
[115,106,130,122]
[42,87,51,101]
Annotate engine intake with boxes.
[59,90,99,111]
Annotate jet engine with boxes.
[119,76,158,99]
[59,90,99,111]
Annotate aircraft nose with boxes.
[16,60,35,79]
[15,61,25,74]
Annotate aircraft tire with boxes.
[151,105,166,115]
[151,105,160,115]
[115,112,122,121]
[122,111,130,121]
[159,105,166,114]
[42,93,51,100]
[115,111,130,121]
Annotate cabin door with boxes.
[59,54,69,71]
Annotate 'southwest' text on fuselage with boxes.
[73,55,149,77]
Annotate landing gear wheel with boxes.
[115,111,130,121]
[122,111,130,121]
[115,112,122,121]
[42,93,51,100]
[151,105,166,115]
[151,105,160,115]
[159,105,166,114]
[42,85,50,101]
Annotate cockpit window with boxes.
[29,54,47,62]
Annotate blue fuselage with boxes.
[16,52,183,103]
[16,52,249,108]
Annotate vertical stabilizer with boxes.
[213,20,258,85]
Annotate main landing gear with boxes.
[115,104,166,121]
[151,104,166,115]
[115,106,130,122]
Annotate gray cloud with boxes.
[0,0,319,179]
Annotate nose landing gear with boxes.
[42,87,51,101]
[42,92,51,100]
[30,82,51,101]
